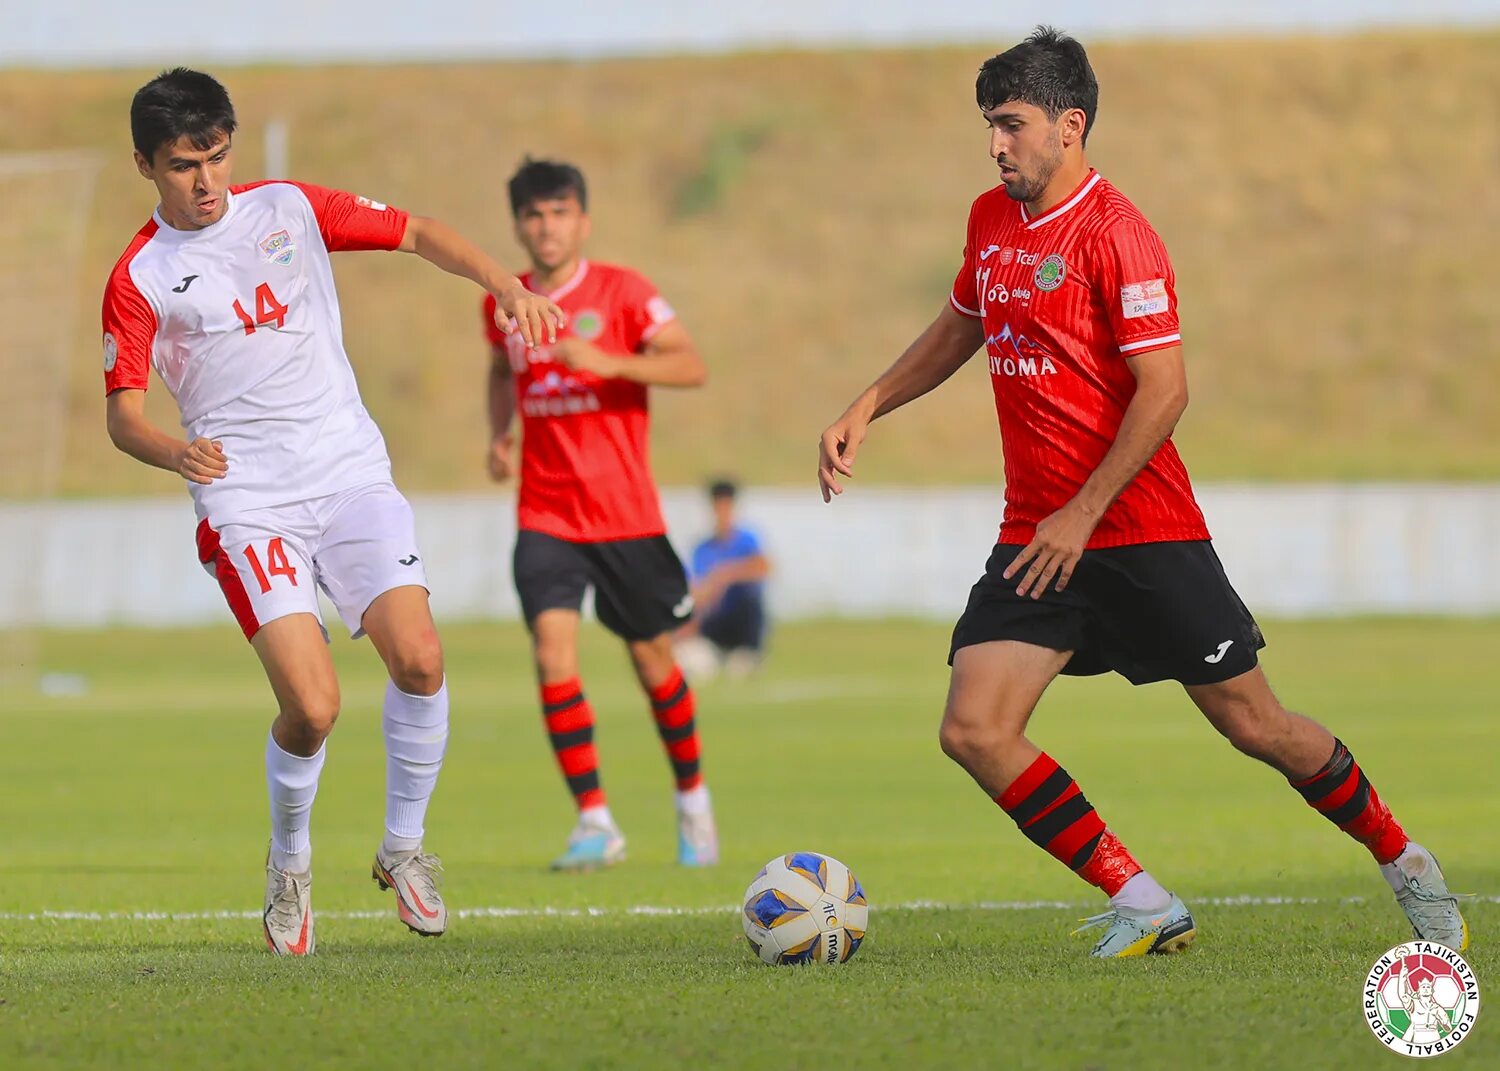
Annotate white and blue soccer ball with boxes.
[742,852,868,965]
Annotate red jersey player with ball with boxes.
[483,160,717,871]
[817,28,1467,957]
[102,70,562,955]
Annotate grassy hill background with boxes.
[2,32,1497,496]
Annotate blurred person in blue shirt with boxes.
[676,479,771,680]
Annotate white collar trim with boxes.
[535,259,589,302]
[1020,171,1102,230]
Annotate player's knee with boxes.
[280,686,341,748]
[629,636,677,689]
[939,706,1018,768]
[390,635,444,696]
[937,717,970,763]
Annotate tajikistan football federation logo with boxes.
[1364,943,1480,1058]
[1034,253,1066,291]
[259,229,296,266]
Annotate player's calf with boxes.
[1187,671,1333,777]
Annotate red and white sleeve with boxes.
[620,271,677,353]
[101,256,157,394]
[949,200,982,318]
[291,182,410,252]
[1098,221,1181,357]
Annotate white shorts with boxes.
[194,482,429,641]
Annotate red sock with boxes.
[1291,739,1407,864]
[649,667,702,792]
[540,678,604,810]
[996,753,1142,896]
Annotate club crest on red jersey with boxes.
[259,229,296,266]
[1034,253,1066,292]
[571,309,604,341]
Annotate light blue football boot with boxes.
[550,816,626,872]
[1386,843,1469,952]
[1073,893,1197,958]
[677,807,719,867]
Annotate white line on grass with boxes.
[3,894,1496,924]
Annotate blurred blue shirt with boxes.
[691,527,765,615]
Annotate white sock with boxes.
[1110,870,1172,913]
[676,783,712,815]
[579,804,617,831]
[1381,841,1427,893]
[382,678,449,854]
[266,731,325,873]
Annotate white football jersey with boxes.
[102,181,408,521]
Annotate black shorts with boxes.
[949,540,1265,686]
[513,529,693,641]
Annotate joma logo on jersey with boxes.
[258,229,296,266]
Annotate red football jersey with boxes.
[950,170,1210,548]
[483,260,676,542]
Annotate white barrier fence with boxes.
[2,485,1500,629]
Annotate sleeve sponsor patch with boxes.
[354,195,388,211]
[646,295,675,324]
[1120,279,1169,319]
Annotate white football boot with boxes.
[372,846,448,937]
[263,852,314,956]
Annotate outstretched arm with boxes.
[397,215,564,349]
[817,302,984,501]
[105,388,227,484]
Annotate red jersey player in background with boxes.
[817,28,1466,957]
[102,69,562,955]
[483,159,717,870]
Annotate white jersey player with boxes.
[102,68,563,955]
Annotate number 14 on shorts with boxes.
[242,537,299,593]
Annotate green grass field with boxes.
[2,618,1495,1069]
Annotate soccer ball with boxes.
[742,852,868,965]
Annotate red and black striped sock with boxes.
[648,667,703,792]
[540,678,604,811]
[996,752,1143,896]
[1291,738,1407,864]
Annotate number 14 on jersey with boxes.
[232,283,290,334]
